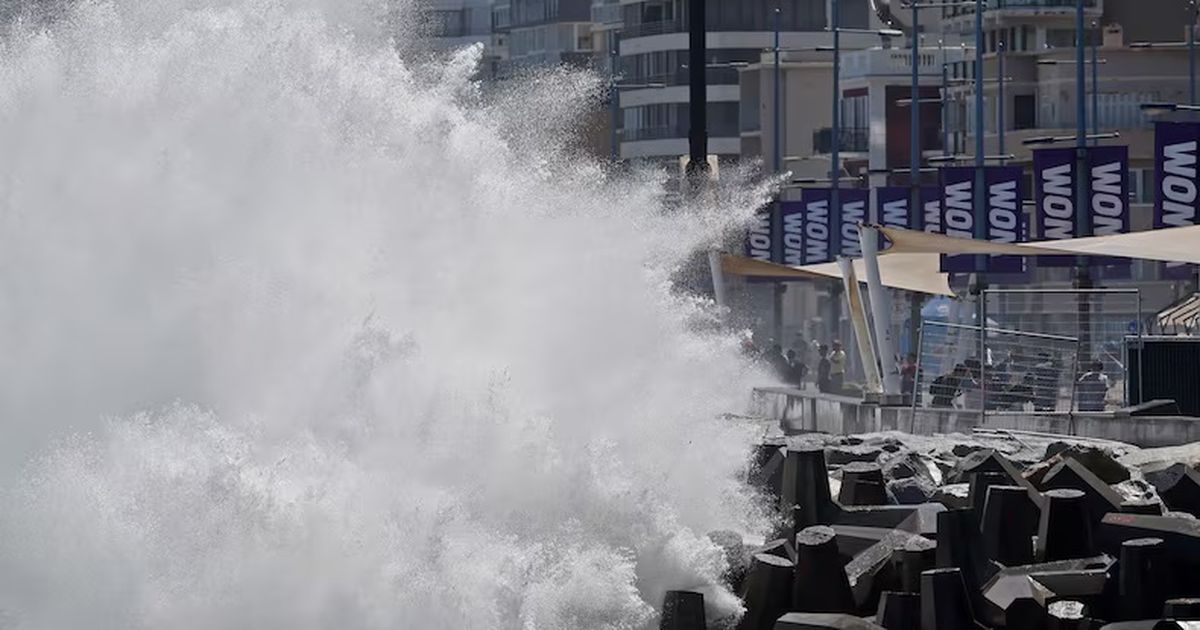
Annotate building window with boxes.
[1014,94,1036,130]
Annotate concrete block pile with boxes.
[664,433,1200,630]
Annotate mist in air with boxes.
[0,0,777,627]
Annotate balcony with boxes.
[621,20,685,38]
[942,0,1097,16]
[813,127,869,153]
[623,125,684,142]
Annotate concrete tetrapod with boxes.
[839,462,890,507]
[874,591,920,630]
[793,525,856,614]
[935,508,996,616]
[1042,458,1125,531]
[738,553,796,630]
[968,472,1013,521]
[981,485,1041,567]
[1046,600,1091,630]
[919,567,982,629]
[1118,538,1168,621]
[1038,489,1095,562]
[661,590,706,630]
[1164,597,1200,619]
[783,447,837,527]
[772,613,885,629]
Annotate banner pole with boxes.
[708,251,728,308]
[838,257,883,396]
[861,225,901,397]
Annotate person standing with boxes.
[900,353,918,397]
[1076,359,1110,412]
[829,341,847,394]
[816,344,832,393]
[785,349,808,387]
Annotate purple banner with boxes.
[940,166,978,273]
[940,166,1025,273]
[1155,121,1200,279]
[837,188,870,259]
[922,186,941,234]
[876,186,911,230]
[744,206,774,262]
[1033,147,1078,267]
[1089,145,1131,274]
[984,165,1025,274]
[780,201,805,267]
[801,188,834,265]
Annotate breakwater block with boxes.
[1038,488,1096,562]
[874,590,920,630]
[935,508,996,615]
[1046,599,1091,630]
[1163,597,1200,619]
[1042,458,1125,530]
[845,530,931,610]
[773,613,885,629]
[920,567,983,629]
[738,553,796,630]
[1152,464,1200,518]
[839,462,890,507]
[981,484,1041,567]
[968,472,1012,520]
[793,525,856,613]
[783,447,838,527]
[660,590,705,630]
[1119,538,1168,621]
[953,449,1035,492]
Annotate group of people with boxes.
[751,335,1112,412]
[755,339,848,394]
[918,351,1110,412]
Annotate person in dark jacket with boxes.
[816,344,832,393]
[1076,359,1110,412]
[783,349,807,387]
[929,364,964,408]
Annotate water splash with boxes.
[0,1,776,628]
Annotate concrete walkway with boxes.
[752,386,1200,448]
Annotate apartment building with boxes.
[616,0,885,166]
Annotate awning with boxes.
[720,224,1200,298]
[877,224,1200,264]
[721,252,955,296]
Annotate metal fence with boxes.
[912,320,1080,414]
[983,288,1142,410]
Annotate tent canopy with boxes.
[720,223,1200,297]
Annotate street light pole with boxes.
[1191,0,1197,105]
[686,0,709,181]
[774,7,782,173]
[610,37,620,162]
[998,39,1006,160]
[773,6,784,346]
[830,0,843,348]
[1092,20,1099,143]
[907,1,923,359]
[1075,0,1094,364]
[942,42,950,156]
